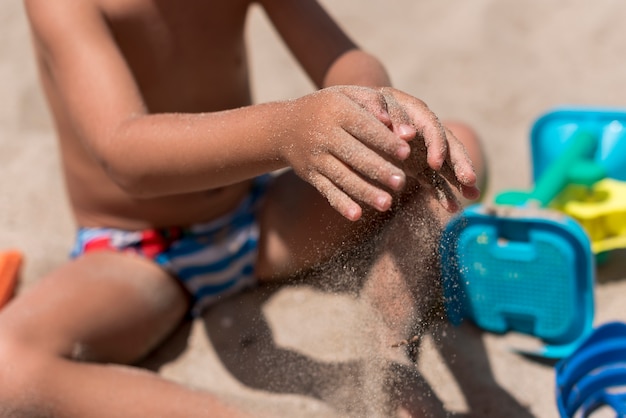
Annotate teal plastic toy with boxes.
[440,204,595,358]
[531,107,626,184]
[495,130,605,208]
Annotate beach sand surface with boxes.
[2,1,626,416]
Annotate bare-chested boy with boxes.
[0,0,484,416]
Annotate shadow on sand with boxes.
[142,276,538,417]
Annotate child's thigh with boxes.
[0,251,189,364]
[255,170,385,280]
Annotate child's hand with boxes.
[380,87,480,212]
[280,86,478,221]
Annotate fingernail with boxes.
[428,152,444,170]
[376,194,391,211]
[389,174,405,190]
[397,124,415,138]
[397,143,410,159]
[345,205,360,221]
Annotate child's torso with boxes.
[47,0,262,230]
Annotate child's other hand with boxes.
[380,87,481,213]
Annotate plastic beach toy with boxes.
[440,204,594,358]
[497,110,626,256]
[0,250,22,308]
[556,321,626,418]
[552,179,626,254]
[438,107,626,359]
[496,130,605,208]
[531,107,626,184]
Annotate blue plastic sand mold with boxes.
[438,106,626,359]
[556,321,626,418]
[531,107,626,184]
[440,204,595,358]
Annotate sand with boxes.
[2,1,626,417]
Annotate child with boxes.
[0,0,483,416]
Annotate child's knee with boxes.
[0,334,53,412]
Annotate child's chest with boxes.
[101,0,255,111]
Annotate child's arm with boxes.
[258,0,391,89]
[261,0,479,209]
[24,0,474,221]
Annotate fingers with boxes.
[305,143,403,221]
[343,87,417,141]
[287,88,416,220]
[307,172,363,221]
[338,87,410,161]
[394,123,417,141]
[381,88,481,202]
[331,145,406,193]
[344,120,411,161]
[339,86,392,130]
[422,168,462,213]
[316,160,393,214]
[337,87,480,211]
[317,97,409,195]
[382,88,449,171]
[439,127,481,200]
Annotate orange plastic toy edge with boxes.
[0,250,22,308]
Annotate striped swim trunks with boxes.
[70,176,270,316]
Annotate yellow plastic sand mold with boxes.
[552,178,626,254]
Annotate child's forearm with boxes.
[101,102,294,198]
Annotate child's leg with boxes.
[0,251,250,418]
[256,122,484,416]
[255,167,452,417]
[361,121,486,327]
[261,173,448,324]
